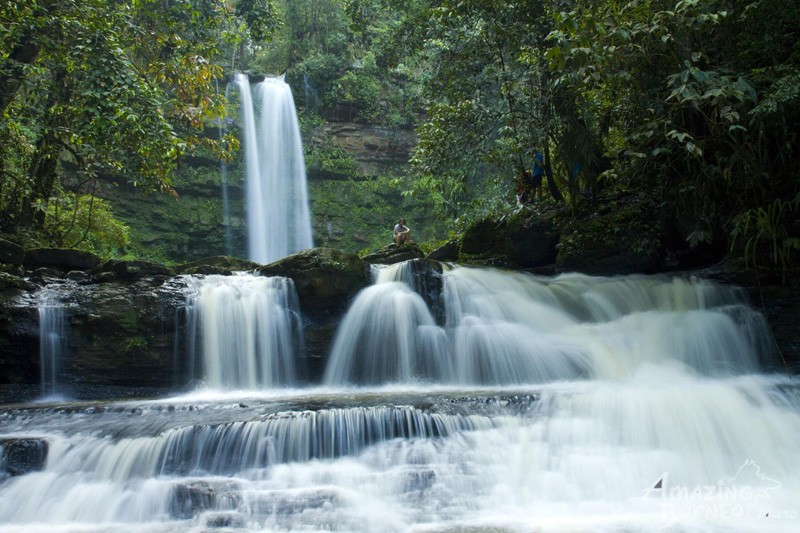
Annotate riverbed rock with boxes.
[257,248,370,310]
[170,480,242,519]
[0,438,48,477]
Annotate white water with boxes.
[185,274,304,389]
[235,73,313,264]
[1,265,799,532]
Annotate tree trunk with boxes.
[543,139,564,202]
[0,41,41,116]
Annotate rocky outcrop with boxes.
[459,211,559,269]
[257,248,371,379]
[23,248,101,272]
[362,244,425,265]
[314,122,415,176]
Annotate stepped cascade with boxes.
[1,262,798,531]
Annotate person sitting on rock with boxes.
[393,218,413,245]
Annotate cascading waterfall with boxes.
[1,263,799,532]
[234,73,313,264]
[37,288,68,399]
[185,274,304,389]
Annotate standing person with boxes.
[393,218,412,245]
[531,150,544,200]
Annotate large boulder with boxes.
[257,248,370,311]
[460,211,559,268]
[257,248,371,379]
[23,248,101,272]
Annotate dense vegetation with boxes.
[2,0,798,277]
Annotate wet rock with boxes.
[0,271,28,292]
[362,243,425,265]
[205,512,246,528]
[0,438,48,476]
[179,265,232,276]
[66,270,88,282]
[23,248,101,271]
[257,248,370,311]
[170,480,242,519]
[257,248,371,380]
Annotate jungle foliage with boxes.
[2,0,798,276]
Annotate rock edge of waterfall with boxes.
[0,242,798,404]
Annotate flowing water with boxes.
[234,73,313,265]
[36,289,68,400]
[1,265,798,532]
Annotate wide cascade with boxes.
[1,263,798,532]
[235,73,313,264]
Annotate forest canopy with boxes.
[1,0,798,274]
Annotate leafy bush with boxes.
[42,193,129,257]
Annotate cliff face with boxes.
[98,120,433,263]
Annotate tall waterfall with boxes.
[2,264,798,532]
[37,288,68,398]
[235,73,313,264]
[185,274,304,389]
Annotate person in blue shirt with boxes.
[531,151,544,200]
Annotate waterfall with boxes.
[185,274,304,389]
[235,73,313,264]
[37,289,68,398]
[2,265,799,532]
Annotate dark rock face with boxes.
[257,248,371,380]
[257,248,372,360]
[23,248,101,271]
[426,240,459,263]
[362,244,425,265]
[257,248,370,310]
[460,212,559,269]
[0,438,48,477]
[0,238,24,265]
[92,259,175,280]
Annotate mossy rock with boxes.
[556,195,665,275]
[257,247,370,315]
[92,259,175,280]
[460,211,559,268]
[176,256,261,274]
[362,244,425,265]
